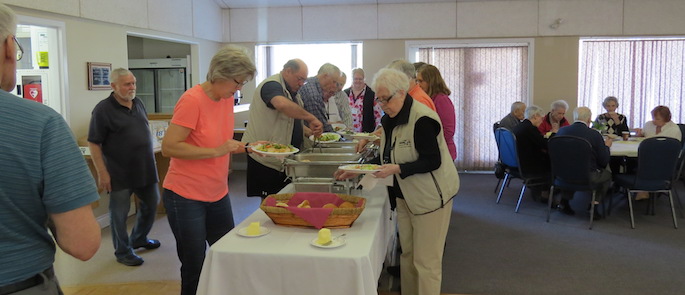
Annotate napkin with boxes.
[286,193,342,229]
[357,174,393,191]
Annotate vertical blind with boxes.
[418,45,529,171]
[578,39,685,128]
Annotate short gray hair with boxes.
[317,63,341,77]
[386,59,416,79]
[511,101,526,113]
[206,45,256,83]
[574,107,592,122]
[0,4,16,41]
[602,96,619,108]
[110,68,132,84]
[551,99,569,111]
[525,105,545,120]
[283,59,303,72]
[371,68,409,95]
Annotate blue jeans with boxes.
[109,183,160,259]
[163,189,235,295]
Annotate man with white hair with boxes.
[555,106,612,219]
[300,63,342,132]
[88,68,161,266]
[0,4,101,293]
[538,99,570,136]
[499,101,526,130]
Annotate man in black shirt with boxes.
[88,68,161,266]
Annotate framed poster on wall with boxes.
[87,62,111,90]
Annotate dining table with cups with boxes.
[195,181,396,295]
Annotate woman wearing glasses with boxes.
[161,45,256,295]
[336,68,459,295]
[416,64,456,160]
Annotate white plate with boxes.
[252,144,299,156]
[338,164,382,173]
[237,226,271,237]
[331,123,348,132]
[310,132,342,143]
[310,237,346,248]
[351,133,379,141]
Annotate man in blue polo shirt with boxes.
[0,4,101,294]
[88,68,161,266]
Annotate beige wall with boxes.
[532,36,580,114]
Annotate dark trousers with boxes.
[163,189,235,295]
[246,156,290,197]
[109,183,159,259]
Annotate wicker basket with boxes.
[260,193,366,228]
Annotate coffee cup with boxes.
[622,131,630,141]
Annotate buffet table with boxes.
[196,184,395,295]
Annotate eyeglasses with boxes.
[375,91,396,104]
[233,78,248,86]
[13,35,23,61]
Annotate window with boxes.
[255,43,362,89]
[409,40,532,171]
[578,38,685,128]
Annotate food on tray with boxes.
[313,133,341,142]
[339,201,355,209]
[254,143,297,153]
[333,125,345,132]
[246,222,261,236]
[316,228,332,245]
[275,201,289,207]
[322,203,338,209]
[297,200,311,208]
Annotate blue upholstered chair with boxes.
[614,137,682,229]
[493,128,548,212]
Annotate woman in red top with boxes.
[161,45,256,295]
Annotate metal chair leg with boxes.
[496,173,510,204]
[668,190,678,229]
[515,184,527,213]
[589,191,597,230]
[546,185,555,222]
[627,190,635,229]
[673,188,684,219]
[493,178,503,194]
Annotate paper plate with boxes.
[310,132,342,143]
[338,164,382,173]
[310,237,346,248]
[237,226,271,237]
[252,144,299,156]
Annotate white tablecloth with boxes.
[196,184,395,295]
[610,138,643,157]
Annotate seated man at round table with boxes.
[556,107,612,219]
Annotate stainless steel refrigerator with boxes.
[129,58,191,113]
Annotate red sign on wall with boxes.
[23,83,42,103]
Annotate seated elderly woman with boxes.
[335,68,459,295]
[538,100,570,136]
[594,96,629,136]
[637,105,682,141]
[513,105,554,204]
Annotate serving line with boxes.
[196,183,396,295]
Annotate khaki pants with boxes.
[397,198,453,295]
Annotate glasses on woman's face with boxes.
[13,36,23,61]
[233,78,248,87]
[375,91,396,104]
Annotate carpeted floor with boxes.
[55,172,685,294]
[442,173,685,294]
